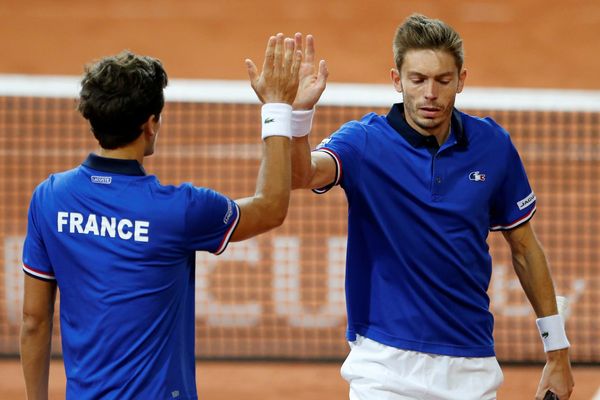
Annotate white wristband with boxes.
[261,103,292,140]
[291,108,315,137]
[536,314,570,352]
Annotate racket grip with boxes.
[543,390,558,400]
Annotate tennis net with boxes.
[0,75,598,362]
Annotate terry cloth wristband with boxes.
[261,103,292,140]
[291,108,315,137]
[536,314,570,352]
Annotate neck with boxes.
[431,122,451,145]
[404,115,452,146]
[98,145,145,165]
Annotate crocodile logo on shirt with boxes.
[468,171,486,182]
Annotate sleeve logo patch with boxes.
[517,191,536,210]
[91,176,112,184]
[223,200,233,224]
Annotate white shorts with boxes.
[340,335,504,400]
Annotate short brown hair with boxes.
[393,14,464,72]
[78,50,168,149]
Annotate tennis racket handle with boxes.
[543,390,558,400]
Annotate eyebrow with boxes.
[407,71,455,79]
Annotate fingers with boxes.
[290,49,302,84]
[273,33,285,75]
[294,32,303,56]
[305,34,315,64]
[317,59,329,86]
[245,59,258,83]
[283,37,295,74]
[261,36,277,76]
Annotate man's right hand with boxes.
[292,33,328,110]
[246,33,302,105]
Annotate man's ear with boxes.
[144,114,159,137]
[391,68,402,93]
[457,68,467,94]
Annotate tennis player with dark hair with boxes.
[20,35,301,399]
[287,14,574,400]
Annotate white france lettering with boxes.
[100,216,116,238]
[57,212,149,242]
[134,221,150,242]
[83,214,99,235]
[70,213,84,233]
[57,212,68,232]
[117,219,133,240]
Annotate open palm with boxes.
[292,33,328,110]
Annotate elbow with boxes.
[261,195,289,230]
[21,312,52,337]
[268,199,289,228]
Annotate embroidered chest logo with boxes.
[468,171,486,182]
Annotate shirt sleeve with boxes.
[22,186,56,281]
[184,186,240,254]
[312,120,367,194]
[489,137,536,231]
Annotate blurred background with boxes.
[1,0,599,88]
[0,0,599,399]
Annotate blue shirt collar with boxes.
[385,103,467,149]
[82,153,147,176]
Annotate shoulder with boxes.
[459,111,514,150]
[159,182,229,204]
[319,112,386,147]
[31,167,80,198]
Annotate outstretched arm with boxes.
[21,275,57,400]
[502,222,574,400]
[230,34,301,241]
[287,33,336,190]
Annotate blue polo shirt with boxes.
[315,103,536,357]
[23,153,239,399]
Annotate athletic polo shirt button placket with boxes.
[425,136,443,201]
[430,138,459,202]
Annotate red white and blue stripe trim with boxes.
[214,202,241,255]
[312,148,342,194]
[22,263,56,281]
[489,206,536,231]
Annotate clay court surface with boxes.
[0,360,597,399]
[1,0,599,398]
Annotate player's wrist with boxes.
[291,108,315,137]
[545,347,569,362]
[261,103,292,140]
[536,314,570,352]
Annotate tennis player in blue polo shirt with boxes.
[21,35,302,399]
[287,15,573,400]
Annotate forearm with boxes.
[254,136,291,222]
[232,136,291,242]
[291,135,313,189]
[21,319,52,400]
[511,242,558,318]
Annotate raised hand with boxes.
[246,33,302,105]
[292,33,328,110]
